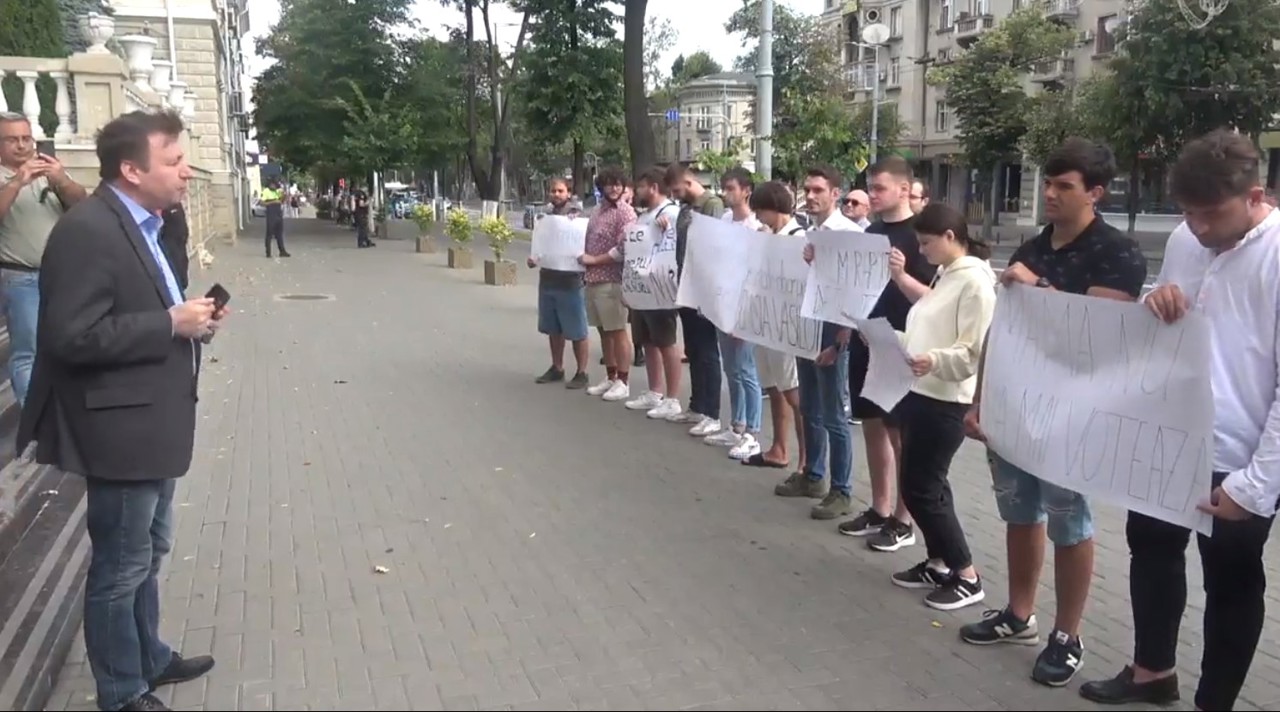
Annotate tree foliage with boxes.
[926,6,1076,174]
[671,51,721,86]
[333,81,419,179]
[0,0,65,135]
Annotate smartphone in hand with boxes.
[201,284,231,344]
[36,140,55,158]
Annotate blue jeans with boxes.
[84,477,176,711]
[797,352,852,494]
[537,283,589,341]
[718,330,761,432]
[987,451,1093,546]
[1,268,39,405]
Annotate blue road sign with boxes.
[665,108,680,122]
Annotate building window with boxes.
[700,139,712,152]
[935,101,949,132]
[685,138,692,157]
[973,0,990,14]
[888,56,901,86]
[889,6,902,36]
[697,106,710,130]
[937,47,951,62]
[1096,15,1118,54]
[940,0,952,28]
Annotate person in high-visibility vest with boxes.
[261,180,290,258]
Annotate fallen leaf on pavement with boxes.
[373,565,390,574]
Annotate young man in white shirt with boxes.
[619,167,685,420]
[1079,131,1280,710]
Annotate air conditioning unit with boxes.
[1078,29,1096,44]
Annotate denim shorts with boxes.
[537,283,589,341]
[988,451,1094,547]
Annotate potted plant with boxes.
[480,216,517,286]
[412,203,437,253]
[445,208,474,269]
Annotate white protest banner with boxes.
[981,285,1215,534]
[853,317,915,412]
[530,215,589,272]
[801,230,893,327]
[677,214,761,332]
[733,231,822,359]
[621,222,679,310]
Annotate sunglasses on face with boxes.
[843,198,861,207]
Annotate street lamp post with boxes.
[860,23,891,167]
[756,0,774,179]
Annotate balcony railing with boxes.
[954,14,994,46]
[1044,0,1080,19]
[1031,57,1076,83]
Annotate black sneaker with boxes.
[1079,666,1180,706]
[891,561,951,590]
[535,366,565,384]
[959,607,1040,646]
[867,517,916,552]
[1033,630,1085,687]
[121,694,170,712]
[838,508,887,537]
[925,575,986,611]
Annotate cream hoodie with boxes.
[900,255,997,404]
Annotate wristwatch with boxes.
[1035,277,1051,288]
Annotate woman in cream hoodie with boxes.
[890,202,997,613]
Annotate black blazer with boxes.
[160,203,190,291]
[18,184,200,481]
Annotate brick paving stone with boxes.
[46,219,1279,711]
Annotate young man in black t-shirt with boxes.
[960,138,1147,688]
[840,158,938,552]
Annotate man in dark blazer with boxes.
[17,111,224,712]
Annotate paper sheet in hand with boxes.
[621,223,679,310]
[677,214,762,332]
[732,231,821,359]
[801,230,893,327]
[530,215,588,272]
[852,317,915,412]
[980,285,1216,534]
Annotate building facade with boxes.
[655,72,757,182]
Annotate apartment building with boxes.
[654,72,757,183]
[824,0,1165,227]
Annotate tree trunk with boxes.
[572,138,585,199]
[462,2,490,198]
[1126,157,1140,235]
[623,0,655,175]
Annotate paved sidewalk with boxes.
[48,219,1279,711]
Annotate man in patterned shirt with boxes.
[577,167,637,402]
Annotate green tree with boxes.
[401,34,470,175]
[671,50,721,85]
[517,0,622,198]
[693,139,745,183]
[455,0,530,200]
[333,81,418,183]
[727,1,827,108]
[927,6,1075,236]
[253,0,414,174]
[0,0,66,135]
[851,101,907,164]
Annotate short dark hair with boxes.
[664,162,693,187]
[548,176,572,191]
[721,167,754,191]
[868,156,913,181]
[912,180,930,199]
[595,165,628,190]
[1043,137,1116,190]
[636,166,667,190]
[749,180,794,214]
[1171,129,1261,206]
[913,202,990,260]
[804,164,842,190]
[96,110,185,181]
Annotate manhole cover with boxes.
[275,294,335,301]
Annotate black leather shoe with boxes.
[1079,666,1180,706]
[122,693,171,711]
[149,652,215,690]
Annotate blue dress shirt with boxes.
[108,185,184,305]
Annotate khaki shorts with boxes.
[585,282,629,331]
[755,344,799,392]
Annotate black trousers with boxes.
[264,209,285,254]
[1128,473,1275,711]
[896,391,973,570]
[678,307,721,419]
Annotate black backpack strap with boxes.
[787,226,804,235]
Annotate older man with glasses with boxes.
[842,188,872,229]
[0,112,86,405]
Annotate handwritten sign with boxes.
[981,285,1215,534]
[801,230,893,327]
[530,215,589,272]
[677,214,762,332]
[853,317,915,412]
[622,222,678,310]
[733,231,821,359]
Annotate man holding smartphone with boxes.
[0,112,86,406]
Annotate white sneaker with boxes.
[648,398,683,420]
[689,417,722,437]
[587,378,615,396]
[728,433,762,460]
[704,429,741,447]
[602,381,632,402]
[625,390,662,409]
[673,411,703,424]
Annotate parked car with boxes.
[522,203,545,229]
[251,201,267,218]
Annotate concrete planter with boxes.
[448,247,473,269]
[484,259,517,286]
[415,235,437,253]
